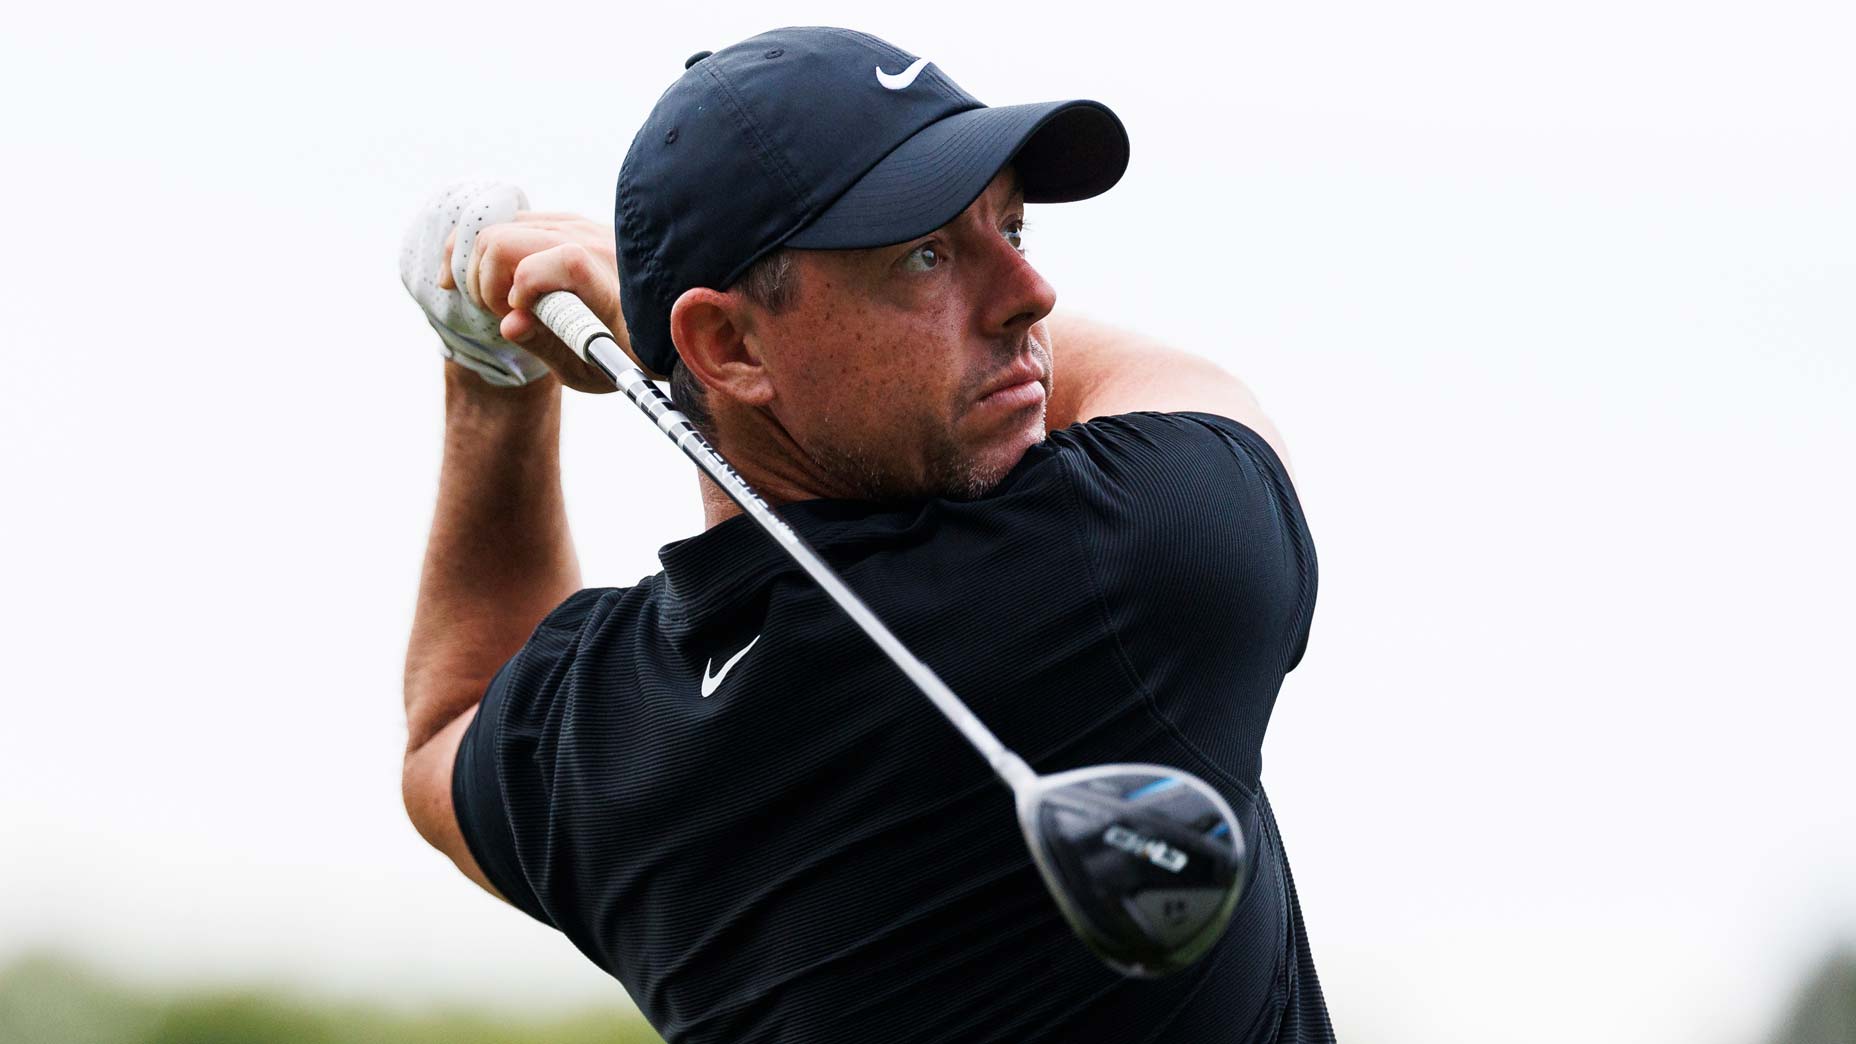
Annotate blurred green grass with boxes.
[1766,947,1855,1044]
[6,946,1852,1042]
[0,953,665,1044]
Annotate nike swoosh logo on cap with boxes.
[701,634,761,697]
[875,58,931,91]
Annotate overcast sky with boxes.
[2,2,1851,1042]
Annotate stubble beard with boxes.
[809,334,1051,503]
[808,402,1045,502]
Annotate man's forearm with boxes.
[403,364,582,753]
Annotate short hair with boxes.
[667,248,799,442]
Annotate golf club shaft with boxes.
[534,291,1035,791]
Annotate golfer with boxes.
[400,27,1330,1043]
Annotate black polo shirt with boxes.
[453,410,1329,1043]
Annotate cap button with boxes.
[684,50,713,69]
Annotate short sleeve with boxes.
[1048,412,1318,784]
[451,587,613,927]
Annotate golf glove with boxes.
[399,181,551,387]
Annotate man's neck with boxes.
[696,446,835,530]
[699,471,743,530]
[695,406,866,530]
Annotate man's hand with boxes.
[400,183,554,387]
[440,201,668,387]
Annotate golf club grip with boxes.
[534,291,612,364]
[531,292,780,528]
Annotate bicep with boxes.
[1047,314,1294,482]
[403,704,507,902]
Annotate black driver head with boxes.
[1015,764,1248,977]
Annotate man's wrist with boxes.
[443,360,563,458]
[444,358,560,417]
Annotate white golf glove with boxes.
[399,181,551,387]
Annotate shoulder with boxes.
[532,585,628,634]
[476,583,661,739]
[1034,411,1315,629]
[1043,411,1296,495]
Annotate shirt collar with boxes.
[654,436,1063,630]
[657,497,920,629]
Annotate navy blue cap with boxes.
[615,26,1130,379]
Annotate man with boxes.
[400,26,1329,1044]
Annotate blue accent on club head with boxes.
[1122,777,1181,801]
[1207,822,1231,838]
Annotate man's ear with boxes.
[669,288,774,407]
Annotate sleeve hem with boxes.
[450,699,504,896]
[450,658,557,927]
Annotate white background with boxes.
[2,1,1851,1041]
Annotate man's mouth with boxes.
[973,360,1048,417]
[975,353,1048,402]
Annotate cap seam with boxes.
[702,61,814,220]
[614,167,671,357]
[615,171,657,299]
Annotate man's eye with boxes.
[1003,220,1026,254]
[902,244,941,272]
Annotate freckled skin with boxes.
[696,169,1057,510]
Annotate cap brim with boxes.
[783,100,1129,250]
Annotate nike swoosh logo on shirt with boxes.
[875,58,931,91]
[701,634,761,698]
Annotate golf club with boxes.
[534,291,1249,977]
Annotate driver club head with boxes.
[1015,764,1248,978]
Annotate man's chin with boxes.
[814,404,1046,502]
[940,406,1046,501]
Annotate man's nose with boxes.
[979,233,1057,335]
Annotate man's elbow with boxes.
[401,725,454,852]
[401,656,488,753]
[400,706,508,902]
[397,678,476,847]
